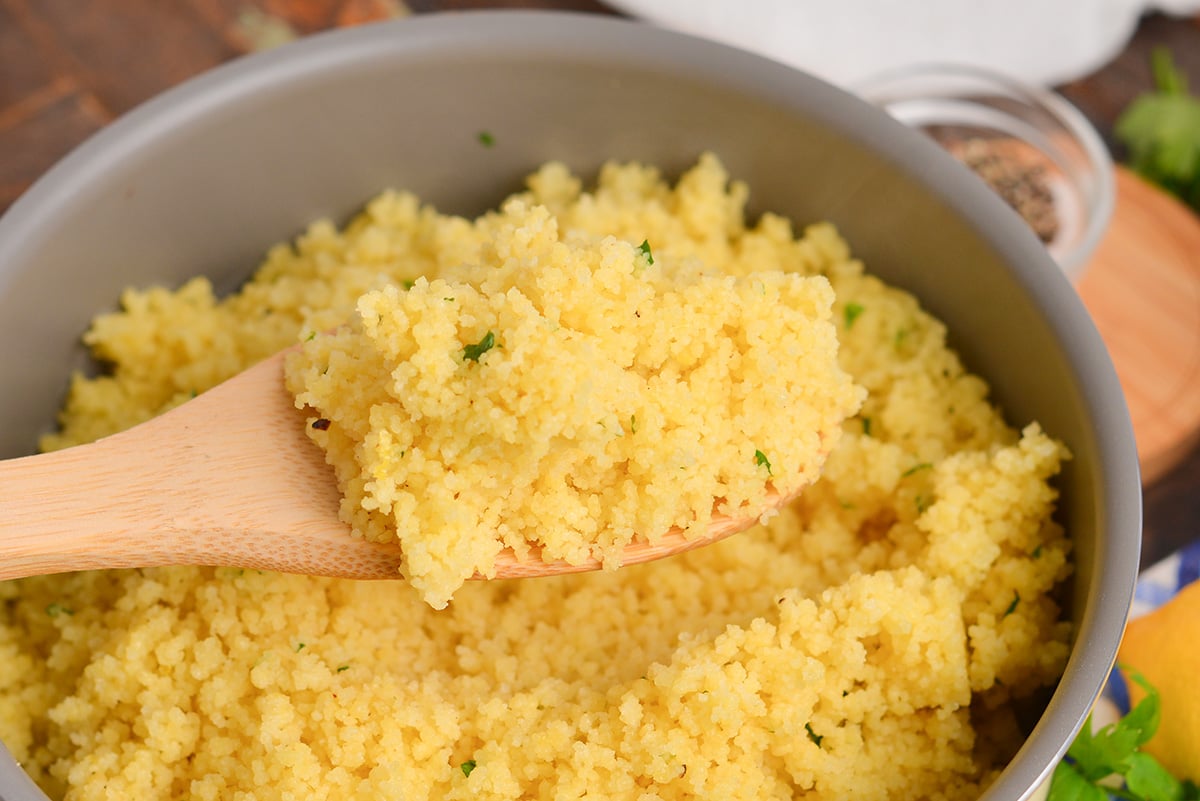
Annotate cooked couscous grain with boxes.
[285,200,861,607]
[2,154,1073,801]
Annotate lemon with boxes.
[1118,579,1200,782]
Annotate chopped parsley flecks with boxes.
[638,239,654,265]
[915,494,931,514]
[805,723,824,748]
[462,331,496,363]
[844,302,865,329]
[46,602,74,617]
[402,279,416,290]
[336,664,350,673]
[861,417,872,436]
[901,462,932,478]
[1003,592,1020,618]
[305,331,317,342]
[460,760,477,778]
[477,130,495,148]
[629,414,639,434]
[295,643,306,653]
[1032,545,1044,559]
[754,449,773,475]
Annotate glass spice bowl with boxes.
[856,63,1116,281]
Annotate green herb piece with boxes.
[477,130,495,148]
[45,602,74,617]
[915,494,930,514]
[460,760,477,778]
[754,449,773,476]
[629,414,639,434]
[805,723,824,748]
[402,279,416,290]
[1003,592,1020,618]
[1047,669,1200,801]
[901,462,932,478]
[1032,545,1044,560]
[462,331,496,363]
[638,239,654,265]
[295,643,306,653]
[305,331,317,342]
[894,328,910,349]
[1115,47,1200,213]
[844,302,865,329]
[336,664,350,673]
[861,417,872,436]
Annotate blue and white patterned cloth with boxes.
[1100,539,1200,717]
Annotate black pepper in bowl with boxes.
[932,132,1061,244]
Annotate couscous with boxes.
[285,199,862,608]
[1,154,1073,801]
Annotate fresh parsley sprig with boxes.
[1047,669,1198,801]
[1115,47,1200,213]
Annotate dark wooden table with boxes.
[1,1,1197,566]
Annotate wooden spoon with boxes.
[0,350,805,582]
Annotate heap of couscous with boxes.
[1,155,1073,801]
[286,200,862,608]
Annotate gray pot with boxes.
[0,12,1140,801]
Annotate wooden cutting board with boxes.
[1076,167,1200,485]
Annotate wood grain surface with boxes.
[1077,167,1200,485]
[1,1,1197,565]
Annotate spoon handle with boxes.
[0,355,404,581]
[0,418,185,579]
